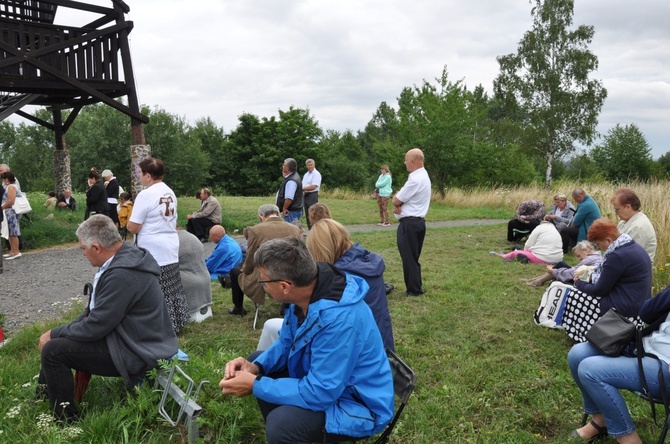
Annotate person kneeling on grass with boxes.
[490,220,563,264]
[219,237,394,443]
[36,215,178,423]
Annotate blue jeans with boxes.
[283,209,303,223]
[567,341,670,437]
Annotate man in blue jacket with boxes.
[37,215,178,423]
[219,237,394,443]
[205,225,243,280]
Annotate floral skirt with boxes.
[159,263,190,334]
[5,208,21,236]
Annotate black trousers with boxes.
[397,217,426,294]
[229,265,245,308]
[303,192,318,229]
[39,337,121,421]
[560,226,579,253]
[507,219,540,242]
[186,217,215,240]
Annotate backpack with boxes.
[533,281,573,329]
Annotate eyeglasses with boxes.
[257,279,292,286]
[613,207,622,213]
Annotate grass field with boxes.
[2,183,670,443]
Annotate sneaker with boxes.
[376,223,384,226]
[6,253,21,260]
[381,223,391,227]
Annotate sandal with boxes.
[568,419,608,442]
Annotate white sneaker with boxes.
[6,252,21,260]
[3,253,10,258]
[376,223,384,226]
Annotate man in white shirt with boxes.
[393,148,431,296]
[302,159,322,229]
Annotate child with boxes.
[117,192,133,229]
[43,191,57,211]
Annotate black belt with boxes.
[400,216,424,221]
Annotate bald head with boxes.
[208,225,226,243]
[404,148,425,172]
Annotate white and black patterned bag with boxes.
[533,281,573,329]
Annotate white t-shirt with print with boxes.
[129,182,179,265]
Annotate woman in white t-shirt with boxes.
[127,157,188,333]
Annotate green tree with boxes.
[188,117,227,189]
[656,151,670,179]
[591,123,653,182]
[494,0,607,189]
[4,109,54,191]
[395,67,474,195]
[220,108,323,195]
[318,129,368,190]
[143,107,210,196]
[66,103,133,191]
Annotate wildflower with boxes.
[22,382,31,388]
[59,401,70,408]
[61,426,84,439]
[5,405,21,419]
[36,413,54,431]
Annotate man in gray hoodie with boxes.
[37,215,178,422]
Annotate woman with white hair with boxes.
[523,240,602,287]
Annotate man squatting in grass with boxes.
[37,215,178,423]
[219,237,394,443]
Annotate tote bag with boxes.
[13,193,32,215]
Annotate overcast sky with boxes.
[55,0,670,157]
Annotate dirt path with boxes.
[0,219,506,334]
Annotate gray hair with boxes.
[284,158,298,173]
[253,237,317,287]
[572,188,586,198]
[258,204,280,217]
[573,240,594,254]
[76,215,122,248]
[305,159,315,165]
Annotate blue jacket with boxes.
[572,195,601,241]
[335,243,395,351]
[252,263,394,438]
[205,234,243,280]
[574,240,651,317]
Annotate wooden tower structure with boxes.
[0,0,149,192]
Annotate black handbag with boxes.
[585,308,636,357]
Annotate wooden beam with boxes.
[16,109,55,130]
[0,93,40,121]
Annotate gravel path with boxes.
[0,219,505,334]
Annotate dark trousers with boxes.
[560,226,579,253]
[507,219,540,242]
[108,203,119,226]
[186,217,215,240]
[397,217,426,294]
[229,265,245,309]
[303,192,318,229]
[39,337,121,421]
[246,351,356,444]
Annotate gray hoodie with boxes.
[51,243,178,382]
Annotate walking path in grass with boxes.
[0,219,506,334]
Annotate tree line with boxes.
[1,0,668,197]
